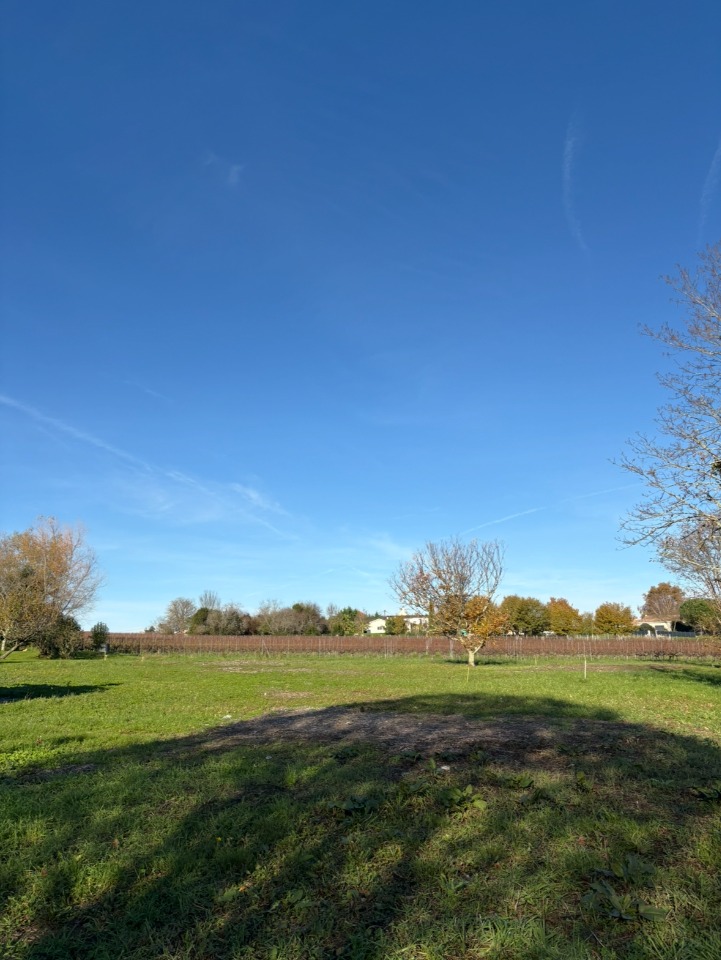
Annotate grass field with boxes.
[1,652,720,959]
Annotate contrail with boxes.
[563,116,589,253]
[559,482,640,504]
[0,393,151,470]
[463,507,546,535]
[699,134,721,245]
[462,483,641,535]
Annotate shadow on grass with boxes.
[3,694,721,959]
[649,665,721,687]
[0,683,118,703]
[352,691,620,721]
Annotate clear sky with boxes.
[2,1,721,629]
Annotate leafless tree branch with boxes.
[621,243,721,599]
[389,537,504,665]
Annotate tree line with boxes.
[148,578,713,644]
[149,596,368,638]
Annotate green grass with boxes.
[1,652,720,959]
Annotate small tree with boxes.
[679,597,719,634]
[255,600,283,635]
[90,621,109,650]
[328,606,366,636]
[547,597,582,635]
[389,537,504,666]
[188,607,211,634]
[288,602,328,635]
[641,582,685,622]
[593,602,635,635]
[0,518,102,658]
[499,595,550,635]
[385,615,406,635]
[157,597,197,634]
[36,615,85,659]
[198,590,221,612]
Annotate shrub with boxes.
[90,621,110,650]
[36,616,86,658]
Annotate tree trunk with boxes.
[0,641,23,662]
[467,648,476,667]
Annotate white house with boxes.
[364,613,430,635]
[633,618,680,635]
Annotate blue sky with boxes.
[2,1,721,629]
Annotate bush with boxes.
[36,616,87,659]
[90,621,110,650]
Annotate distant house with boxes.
[635,619,673,635]
[364,613,430,635]
[634,618,693,635]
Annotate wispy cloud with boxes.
[360,533,413,562]
[563,115,589,253]
[230,483,286,515]
[698,134,721,245]
[1,393,290,535]
[228,163,244,187]
[203,151,245,188]
[122,380,173,403]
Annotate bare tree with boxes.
[198,590,221,611]
[658,522,721,616]
[640,582,685,622]
[158,597,197,634]
[255,600,283,635]
[389,537,504,666]
[621,244,721,598]
[0,517,102,657]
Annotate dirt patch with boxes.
[193,705,667,764]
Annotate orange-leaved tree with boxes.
[0,518,102,658]
[593,602,635,635]
[389,537,504,666]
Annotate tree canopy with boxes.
[594,602,635,635]
[679,598,719,634]
[389,537,504,665]
[547,597,581,635]
[499,595,550,635]
[641,582,684,621]
[0,518,102,657]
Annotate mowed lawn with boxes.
[1,652,720,960]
